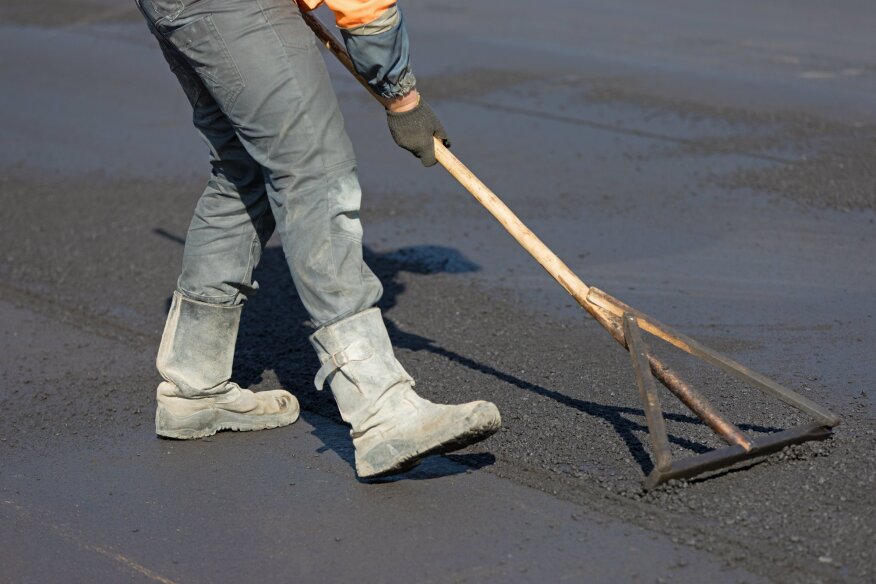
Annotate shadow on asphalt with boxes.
[301,408,498,481]
[152,228,779,477]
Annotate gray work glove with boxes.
[386,100,450,167]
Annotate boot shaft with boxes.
[308,307,502,478]
[309,308,417,431]
[157,291,242,397]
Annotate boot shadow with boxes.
[229,243,500,479]
[303,410,496,481]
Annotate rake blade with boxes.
[618,312,837,490]
[644,422,833,489]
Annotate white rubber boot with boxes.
[309,308,501,478]
[155,291,299,439]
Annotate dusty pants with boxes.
[136,0,383,327]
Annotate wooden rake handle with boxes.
[434,144,593,306]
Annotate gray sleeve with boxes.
[340,5,416,99]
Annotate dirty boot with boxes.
[309,308,501,478]
[155,291,299,439]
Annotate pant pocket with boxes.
[138,0,185,23]
[155,38,207,108]
[160,14,246,111]
[256,0,316,51]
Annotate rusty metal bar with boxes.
[587,302,753,450]
[586,288,841,427]
[644,422,832,489]
[623,314,672,472]
[648,356,753,450]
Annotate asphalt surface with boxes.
[1,1,875,582]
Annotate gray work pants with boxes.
[136,0,383,327]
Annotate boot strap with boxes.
[314,340,373,390]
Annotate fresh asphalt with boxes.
[1,1,874,582]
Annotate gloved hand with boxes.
[386,99,450,167]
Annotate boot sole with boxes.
[358,404,501,479]
[155,403,300,440]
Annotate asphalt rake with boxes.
[302,11,840,489]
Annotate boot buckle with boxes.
[313,340,373,391]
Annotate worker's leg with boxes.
[139,0,382,326]
[142,20,299,438]
[165,44,276,307]
[140,0,499,472]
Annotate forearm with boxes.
[304,0,445,165]
[339,5,417,100]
